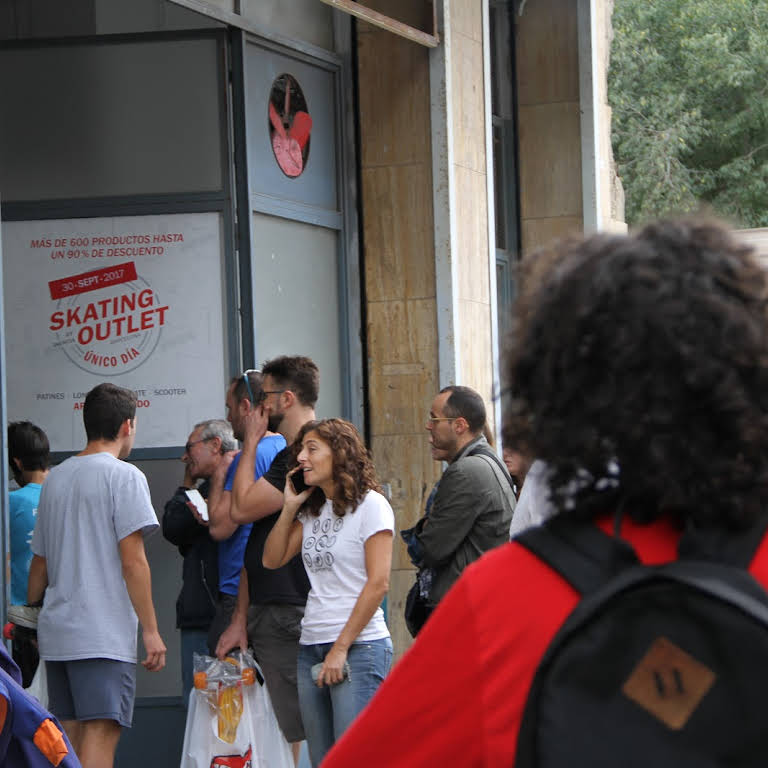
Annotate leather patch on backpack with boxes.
[622,636,716,730]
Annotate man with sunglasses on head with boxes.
[162,419,238,704]
[196,373,287,667]
[216,356,318,763]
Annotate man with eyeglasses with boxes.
[161,419,237,704]
[403,386,516,635]
[216,355,318,763]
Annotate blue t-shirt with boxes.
[218,434,286,596]
[9,484,41,605]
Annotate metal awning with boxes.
[317,0,438,47]
[166,0,439,48]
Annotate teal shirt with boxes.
[9,483,41,605]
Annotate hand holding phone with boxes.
[311,661,349,686]
[290,468,309,494]
[185,488,209,522]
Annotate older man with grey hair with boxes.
[162,418,237,703]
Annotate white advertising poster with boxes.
[2,213,228,452]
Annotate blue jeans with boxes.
[181,628,210,707]
[297,637,393,767]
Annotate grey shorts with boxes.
[46,658,136,728]
[247,603,305,743]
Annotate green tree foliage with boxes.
[609,0,768,227]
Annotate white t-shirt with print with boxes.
[300,489,394,645]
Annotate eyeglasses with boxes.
[184,437,212,453]
[427,417,457,424]
[261,389,286,398]
[241,369,261,404]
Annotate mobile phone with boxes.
[290,469,309,494]
[185,488,209,522]
[311,661,350,685]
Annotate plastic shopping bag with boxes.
[180,650,293,768]
[26,658,47,709]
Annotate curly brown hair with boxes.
[503,218,768,528]
[291,418,381,517]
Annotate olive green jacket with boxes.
[417,435,516,605]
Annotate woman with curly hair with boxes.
[263,418,394,767]
[320,219,768,768]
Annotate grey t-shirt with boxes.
[31,452,158,662]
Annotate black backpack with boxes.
[514,514,768,767]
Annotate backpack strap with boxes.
[464,446,517,517]
[515,515,639,595]
[464,444,516,491]
[518,512,768,595]
[678,516,768,569]
[475,453,517,510]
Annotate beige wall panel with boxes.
[455,165,490,304]
[367,299,438,436]
[458,297,495,425]
[516,0,579,106]
[366,298,437,368]
[388,568,417,659]
[356,0,437,665]
[451,29,486,174]
[362,164,435,303]
[450,0,482,42]
[371,434,440,571]
[367,368,437,437]
[357,27,431,168]
[518,102,582,220]
[521,216,583,255]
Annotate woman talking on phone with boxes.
[262,418,394,767]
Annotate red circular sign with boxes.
[268,74,312,178]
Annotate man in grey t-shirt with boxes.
[28,383,166,768]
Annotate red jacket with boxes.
[322,516,768,768]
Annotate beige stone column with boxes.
[430,0,498,427]
[357,0,499,655]
[356,1,442,657]
[516,0,584,254]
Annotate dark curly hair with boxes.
[503,218,768,528]
[291,418,381,517]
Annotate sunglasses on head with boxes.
[241,369,262,405]
[241,369,287,405]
